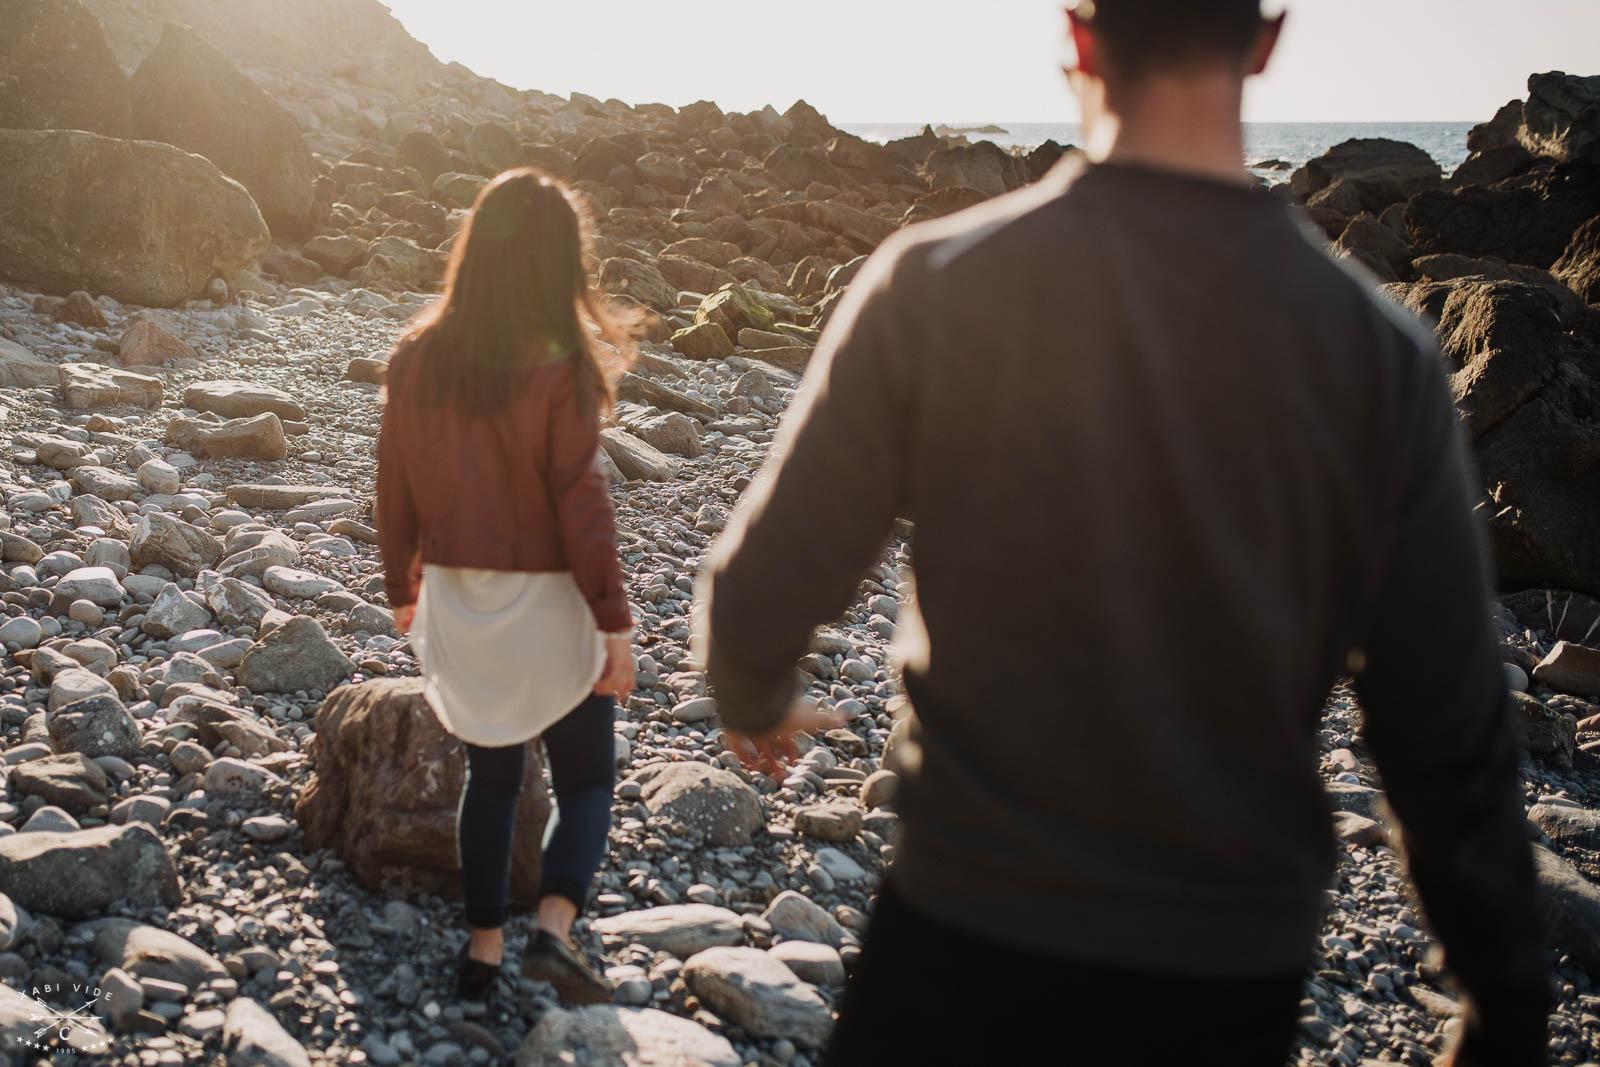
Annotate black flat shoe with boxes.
[456,940,501,1001]
[521,928,611,1006]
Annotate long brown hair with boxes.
[399,167,635,421]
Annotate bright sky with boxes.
[381,0,1600,124]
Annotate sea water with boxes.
[840,122,1478,178]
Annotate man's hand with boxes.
[593,634,636,698]
[394,603,416,634]
[723,700,846,778]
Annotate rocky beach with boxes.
[0,1,1597,1064]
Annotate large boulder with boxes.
[0,0,131,136]
[1291,138,1443,213]
[923,142,1018,199]
[128,22,315,237]
[1397,278,1600,596]
[292,678,554,904]
[1404,159,1600,269]
[1518,71,1600,163]
[0,823,180,918]
[0,128,269,306]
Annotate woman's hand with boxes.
[723,700,846,778]
[593,633,635,698]
[394,604,416,634]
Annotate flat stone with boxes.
[768,940,844,987]
[225,484,353,510]
[83,916,228,991]
[10,747,111,811]
[795,801,862,843]
[1325,781,1383,819]
[241,815,293,842]
[183,381,306,421]
[59,363,163,409]
[812,846,866,882]
[516,1005,739,1067]
[1533,641,1600,697]
[68,465,142,501]
[761,891,847,948]
[203,757,283,794]
[0,823,180,918]
[592,904,745,957]
[262,565,339,598]
[682,946,832,1047]
[221,996,312,1067]
[599,428,678,482]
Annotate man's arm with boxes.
[1352,330,1549,1066]
[696,243,917,733]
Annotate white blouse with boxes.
[410,564,606,747]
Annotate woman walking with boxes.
[375,167,636,1004]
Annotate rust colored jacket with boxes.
[375,337,633,633]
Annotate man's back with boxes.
[878,155,1427,971]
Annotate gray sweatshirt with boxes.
[697,155,1547,1063]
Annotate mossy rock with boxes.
[695,283,775,338]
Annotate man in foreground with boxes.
[695,1,1549,1063]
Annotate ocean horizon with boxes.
[840,121,1479,178]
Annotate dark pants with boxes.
[456,693,615,929]
[824,878,1305,1067]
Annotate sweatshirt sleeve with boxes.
[1351,326,1549,1066]
[547,366,633,634]
[696,240,915,733]
[376,351,422,610]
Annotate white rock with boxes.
[262,566,339,598]
[0,616,42,649]
[202,758,283,794]
[53,566,124,607]
[813,847,867,882]
[137,459,181,495]
[140,584,212,639]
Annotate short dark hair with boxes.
[1078,0,1267,80]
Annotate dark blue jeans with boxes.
[456,693,616,929]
